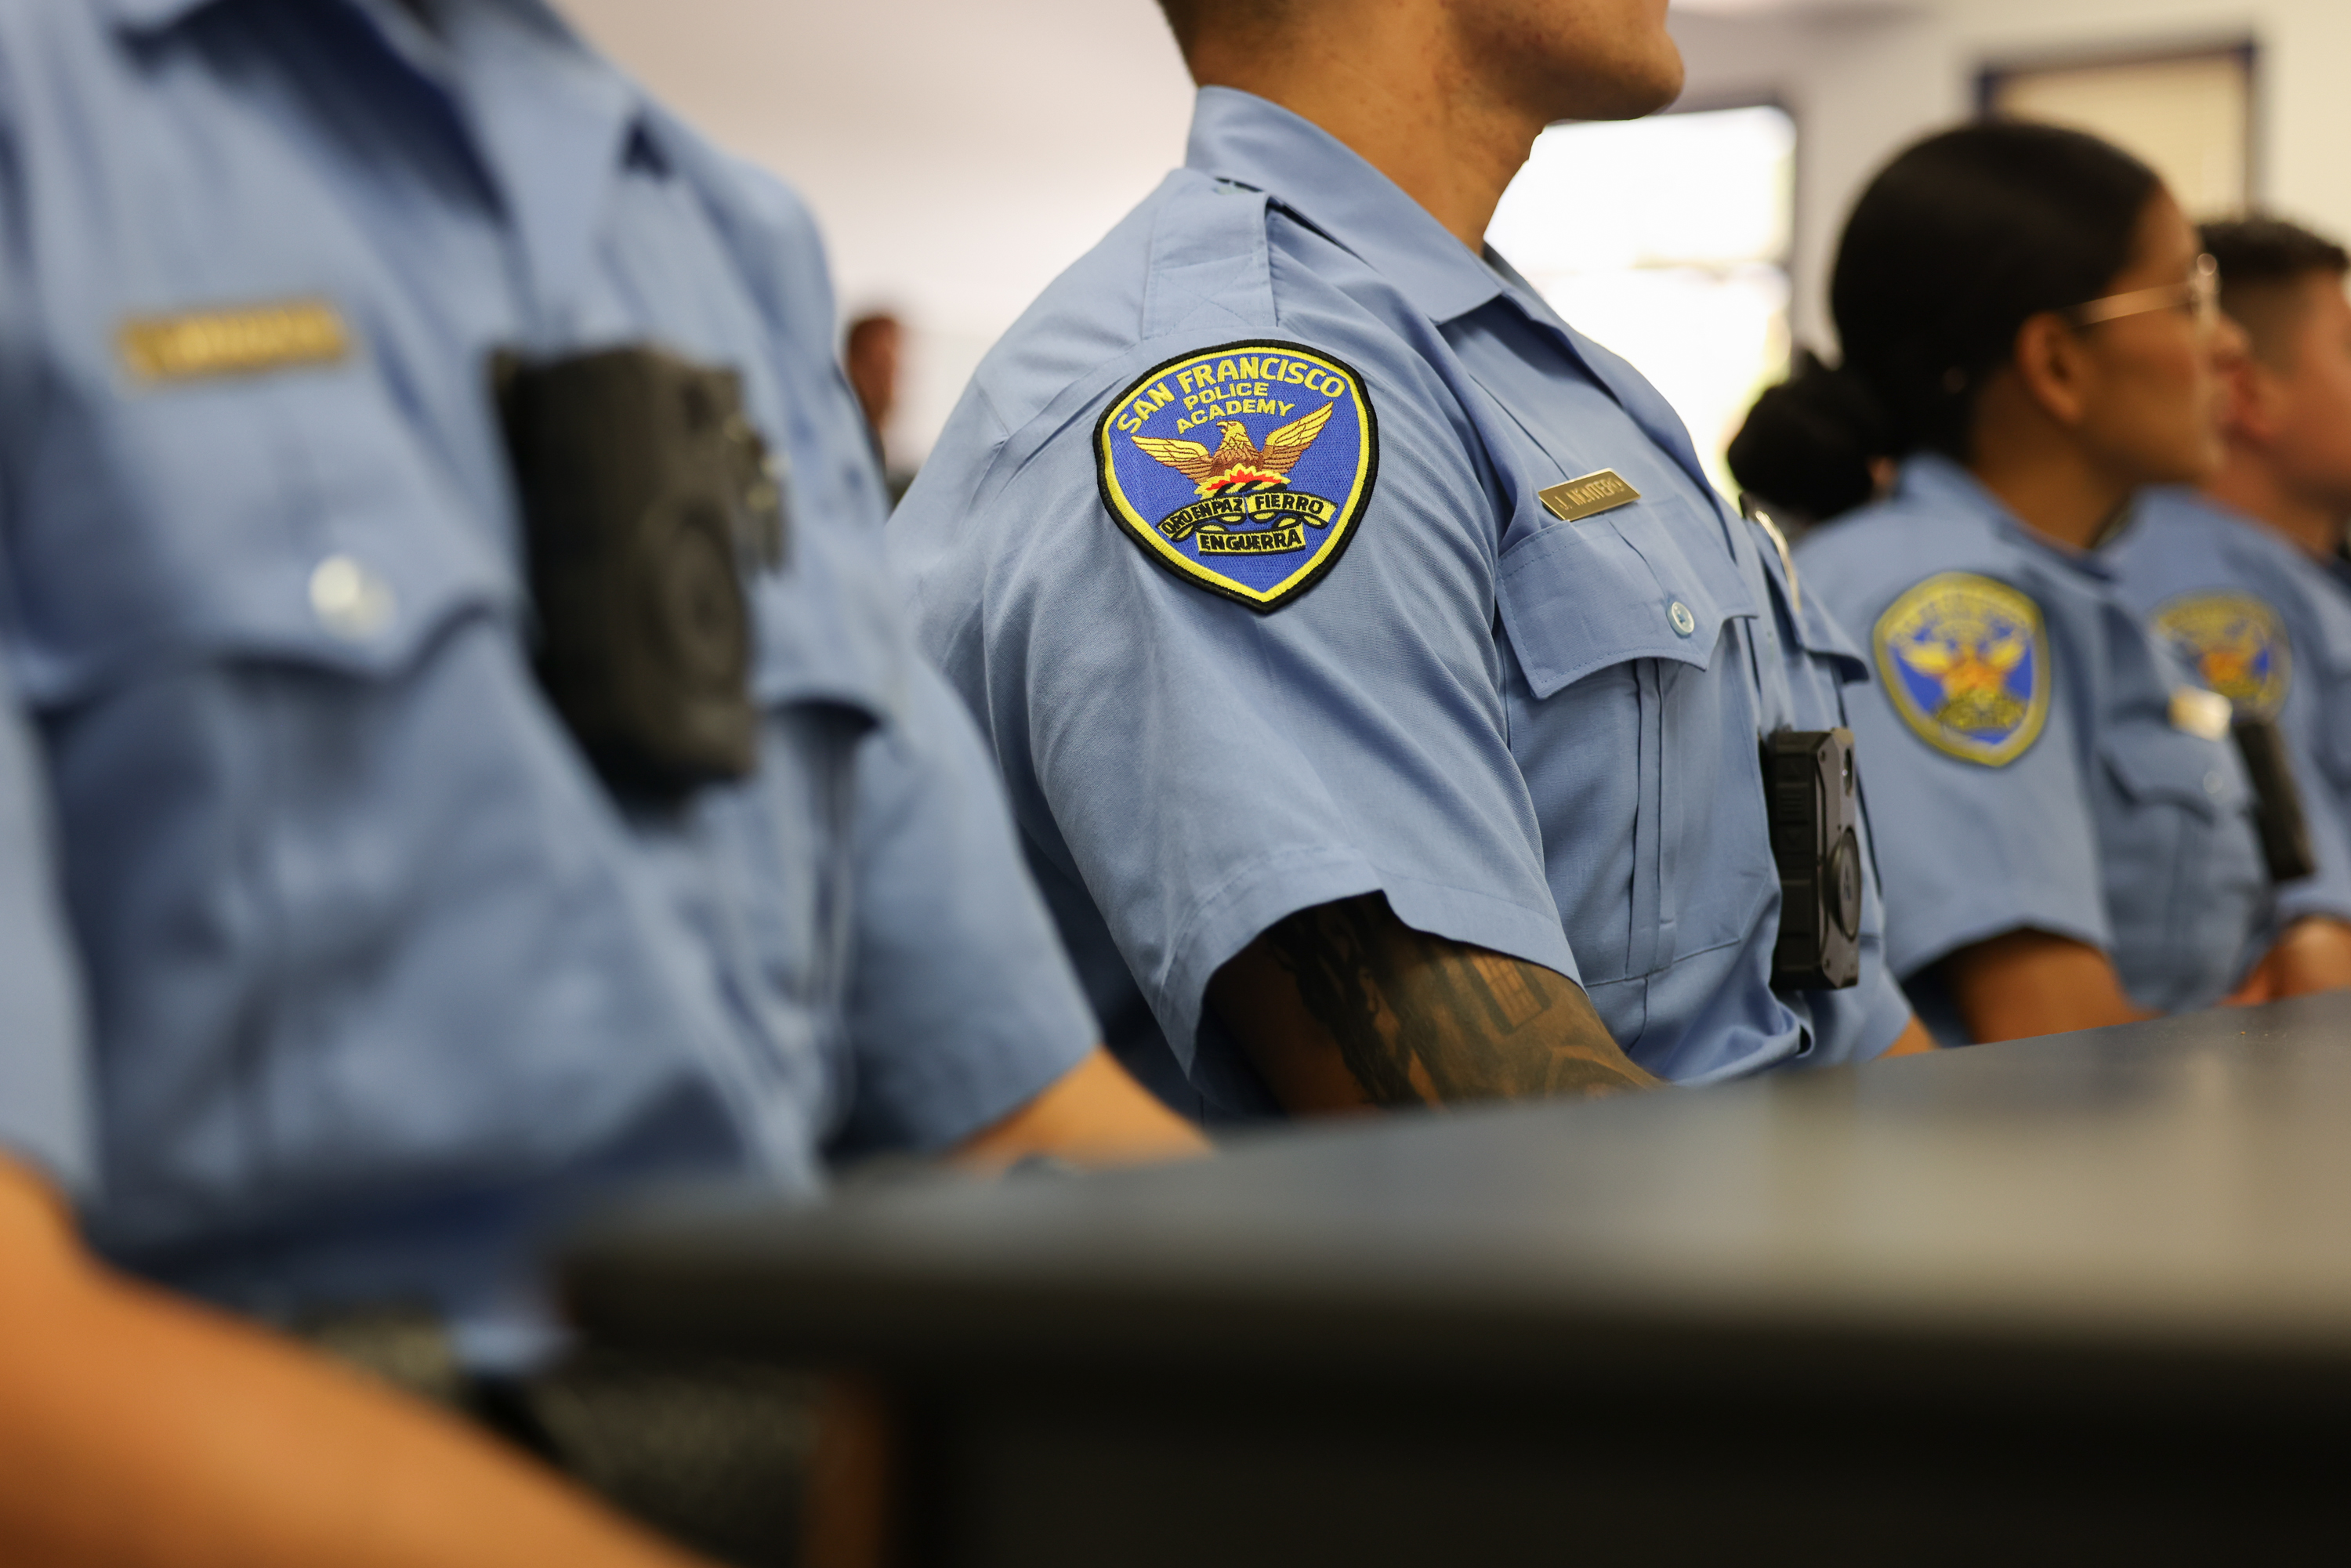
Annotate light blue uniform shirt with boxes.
[2104,487,2351,928]
[893,89,1912,1122]
[0,0,1093,1367]
[1799,458,2272,1044]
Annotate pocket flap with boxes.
[10,369,513,707]
[1496,494,1757,700]
[1739,515,1869,683]
[747,511,902,724]
[1791,582,1871,685]
[2101,722,2244,817]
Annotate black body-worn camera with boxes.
[495,345,787,801]
[1763,727,1864,990]
[2233,715,2317,884]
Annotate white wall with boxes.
[1678,0,2351,357]
[556,0,1196,465]
[1949,0,2351,237]
[559,0,2351,454]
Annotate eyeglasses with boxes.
[2066,253,2220,331]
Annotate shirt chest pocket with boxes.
[2099,721,2249,820]
[8,360,514,707]
[1787,577,1871,686]
[2096,720,2265,1010]
[1494,492,1772,1000]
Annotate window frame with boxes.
[1975,39,2261,213]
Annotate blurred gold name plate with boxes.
[119,299,350,383]
[1538,469,1640,523]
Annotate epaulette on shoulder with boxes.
[1140,174,1277,341]
[970,171,1274,444]
[638,103,833,357]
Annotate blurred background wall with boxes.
[558,0,2351,487]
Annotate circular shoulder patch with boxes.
[1873,573,2051,767]
[2151,591,2291,718]
[1094,339,1378,613]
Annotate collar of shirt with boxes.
[2140,483,2324,555]
[1183,85,1508,326]
[1898,451,2117,584]
[105,0,654,336]
[2126,484,2255,552]
[1182,86,1724,505]
[429,0,652,335]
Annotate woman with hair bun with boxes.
[1734,122,2351,1045]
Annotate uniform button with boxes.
[309,554,396,641]
[1668,599,1697,637]
[2204,770,2226,798]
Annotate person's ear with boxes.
[2011,312,2093,428]
[2219,354,2284,447]
[2205,314,2260,445]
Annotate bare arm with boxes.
[1943,929,2150,1043]
[1882,1016,1940,1057]
[955,1047,1212,1170]
[1205,894,1657,1114]
[2230,917,2351,1005]
[0,1158,705,1568]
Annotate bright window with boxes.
[1485,105,1795,494]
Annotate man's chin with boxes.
[1549,48,1684,122]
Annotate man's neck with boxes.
[2203,456,2348,563]
[1189,22,1539,251]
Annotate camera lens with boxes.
[1829,827,1863,940]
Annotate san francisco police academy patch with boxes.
[1874,573,2051,766]
[1095,340,1377,611]
[2151,592,2290,718]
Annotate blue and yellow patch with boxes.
[1874,573,2050,766]
[2152,592,2290,718]
[1095,340,1377,612]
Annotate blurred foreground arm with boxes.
[956,1047,1211,1170]
[1944,929,2150,1043]
[1207,894,1659,1113]
[1882,1016,1940,1057]
[0,1157,706,1568]
[2228,916,2351,1005]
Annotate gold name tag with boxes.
[1538,469,1641,523]
[118,299,351,384]
[2169,686,2233,741]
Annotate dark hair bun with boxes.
[1727,349,1894,526]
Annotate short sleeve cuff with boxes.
[838,661,1108,1157]
[2273,878,2351,928]
[853,944,1099,1155]
[1151,847,1581,1073]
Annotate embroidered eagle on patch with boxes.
[1874,572,2051,767]
[1095,340,1378,613]
[2151,591,2291,719]
[1131,404,1336,498]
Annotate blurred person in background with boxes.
[0,2,1200,1564]
[1734,125,2351,1048]
[844,310,918,507]
[893,0,1936,1129]
[2103,219,2351,876]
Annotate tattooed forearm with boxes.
[1214,895,1657,1112]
